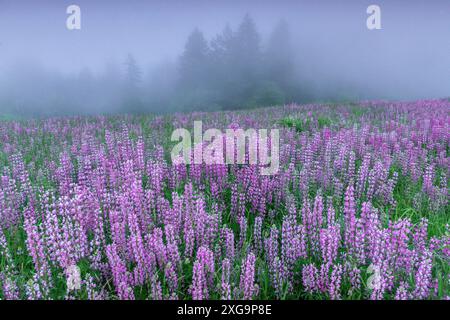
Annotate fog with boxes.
[0,0,449,116]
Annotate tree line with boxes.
[175,14,297,111]
[0,14,304,117]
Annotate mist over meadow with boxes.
[0,0,449,117]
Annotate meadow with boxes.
[0,99,448,300]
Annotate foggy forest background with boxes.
[1,15,316,116]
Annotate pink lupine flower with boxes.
[239,252,257,300]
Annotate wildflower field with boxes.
[0,99,448,300]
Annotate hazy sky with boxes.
[0,0,449,99]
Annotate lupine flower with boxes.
[66,264,81,292]
[394,282,410,300]
[191,246,215,300]
[344,185,357,254]
[320,224,340,265]
[222,227,235,261]
[413,249,433,299]
[329,264,343,300]
[240,252,257,300]
[0,274,20,300]
[221,258,232,300]
[0,99,448,300]
[302,264,318,294]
